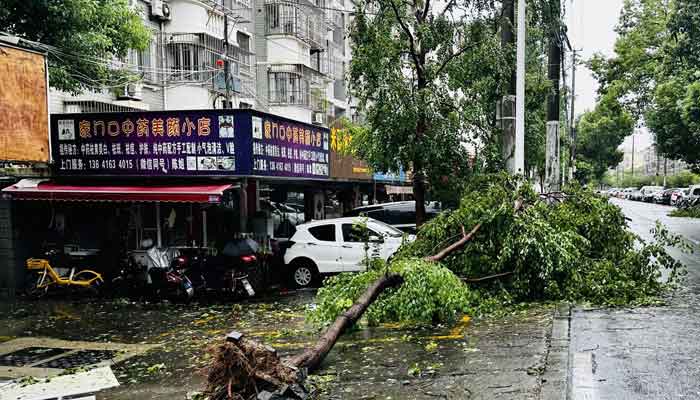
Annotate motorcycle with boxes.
[110,240,194,302]
[174,238,262,299]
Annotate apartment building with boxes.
[49,0,354,127]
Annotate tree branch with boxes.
[425,198,525,263]
[462,271,514,283]
[439,0,456,17]
[434,42,479,77]
[421,0,431,22]
[424,223,482,262]
[385,0,423,77]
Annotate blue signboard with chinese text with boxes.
[50,109,330,179]
[248,111,329,178]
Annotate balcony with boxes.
[199,0,253,24]
[158,32,255,84]
[267,64,329,109]
[264,0,326,50]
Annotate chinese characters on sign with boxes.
[251,115,330,178]
[52,112,240,176]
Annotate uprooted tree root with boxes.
[204,336,301,400]
[203,273,404,399]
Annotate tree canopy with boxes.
[0,0,151,93]
[575,92,634,183]
[348,0,507,224]
[589,0,700,168]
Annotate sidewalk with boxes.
[0,295,565,400]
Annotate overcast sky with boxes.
[565,0,652,151]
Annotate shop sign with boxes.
[250,112,330,178]
[51,110,330,179]
[329,126,371,181]
[374,169,407,183]
[51,111,247,176]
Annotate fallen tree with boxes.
[204,173,688,399]
[204,273,403,400]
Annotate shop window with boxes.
[308,224,335,242]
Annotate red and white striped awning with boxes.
[1,179,232,203]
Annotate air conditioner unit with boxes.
[151,0,171,20]
[313,112,325,125]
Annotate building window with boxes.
[167,42,201,81]
[268,71,309,106]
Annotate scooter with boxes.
[174,239,261,298]
[111,240,194,302]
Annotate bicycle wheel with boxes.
[25,270,49,298]
[73,271,104,297]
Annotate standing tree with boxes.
[0,0,151,93]
[575,92,634,183]
[348,0,506,227]
[588,0,700,169]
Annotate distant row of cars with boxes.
[605,185,700,206]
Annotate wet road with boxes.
[569,199,700,400]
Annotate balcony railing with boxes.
[264,0,326,50]
[157,32,255,84]
[267,64,329,109]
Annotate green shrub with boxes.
[670,206,700,218]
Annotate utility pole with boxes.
[515,0,526,175]
[631,134,635,177]
[569,49,579,181]
[501,0,516,174]
[223,12,231,109]
[545,0,561,192]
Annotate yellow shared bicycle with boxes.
[25,258,104,297]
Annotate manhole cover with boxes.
[0,347,69,367]
[34,350,118,369]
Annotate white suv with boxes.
[284,217,413,287]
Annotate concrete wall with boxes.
[267,37,311,67]
[270,105,311,124]
[166,85,212,110]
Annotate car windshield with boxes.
[367,219,404,237]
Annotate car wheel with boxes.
[291,261,317,288]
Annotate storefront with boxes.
[1,108,336,291]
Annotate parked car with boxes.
[654,188,676,205]
[284,217,414,288]
[639,186,664,202]
[630,189,643,201]
[671,187,690,206]
[621,187,636,199]
[344,201,441,234]
[678,184,700,208]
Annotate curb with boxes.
[538,303,572,400]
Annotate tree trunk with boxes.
[286,273,404,371]
[414,171,427,228]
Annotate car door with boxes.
[340,223,383,272]
[306,223,343,273]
